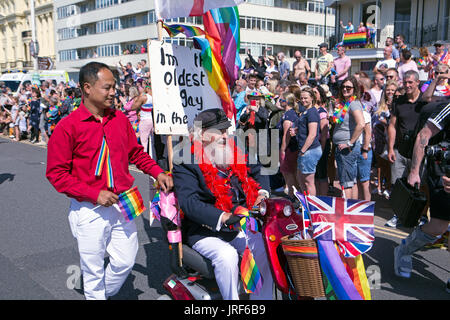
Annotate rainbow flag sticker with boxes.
[117,186,146,222]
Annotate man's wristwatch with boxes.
[347,141,354,147]
[361,148,369,153]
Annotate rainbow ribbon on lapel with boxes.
[95,136,114,189]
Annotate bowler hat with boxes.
[194,108,231,130]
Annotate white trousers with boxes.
[192,231,274,300]
[68,199,138,300]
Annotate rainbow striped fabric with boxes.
[343,32,367,47]
[240,246,263,294]
[95,137,114,189]
[282,244,318,259]
[117,186,146,222]
[162,22,206,38]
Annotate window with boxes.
[95,0,119,9]
[96,18,120,33]
[148,10,156,24]
[57,4,76,19]
[247,0,275,6]
[98,44,120,57]
[394,0,411,43]
[59,49,77,61]
[240,16,274,32]
[58,27,77,40]
[306,48,318,59]
[444,0,450,40]
[240,42,273,57]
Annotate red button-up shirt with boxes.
[46,102,163,204]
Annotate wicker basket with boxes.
[281,235,325,298]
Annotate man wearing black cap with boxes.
[172,108,273,300]
[315,43,334,85]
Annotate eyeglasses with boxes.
[377,78,385,81]
[342,86,354,91]
[386,75,395,79]
[435,71,446,75]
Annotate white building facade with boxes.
[54,0,335,75]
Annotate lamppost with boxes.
[29,0,40,85]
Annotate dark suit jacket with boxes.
[173,154,269,247]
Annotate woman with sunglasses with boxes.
[332,77,365,199]
[290,87,322,196]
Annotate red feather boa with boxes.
[191,139,260,212]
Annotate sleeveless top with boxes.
[140,94,153,120]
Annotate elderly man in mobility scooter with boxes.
[170,108,274,300]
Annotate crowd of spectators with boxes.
[234,38,450,230]
[1,39,449,233]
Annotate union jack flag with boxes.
[306,195,375,257]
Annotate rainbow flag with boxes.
[234,206,259,234]
[343,32,367,47]
[150,190,161,222]
[95,137,114,189]
[117,186,146,222]
[162,22,205,38]
[204,6,241,85]
[316,240,372,300]
[194,36,235,119]
[240,246,263,295]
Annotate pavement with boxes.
[0,135,448,300]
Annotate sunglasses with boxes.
[435,71,447,75]
[386,75,395,79]
[342,86,354,91]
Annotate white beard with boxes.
[203,139,234,169]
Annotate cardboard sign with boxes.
[149,41,221,135]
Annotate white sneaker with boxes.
[385,215,398,228]
[382,190,391,199]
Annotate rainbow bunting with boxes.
[240,246,263,294]
[117,186,146,222]
[95,136,114,189]
[162,22,206,38]
[343,32,367,47]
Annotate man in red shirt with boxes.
[46,62,172,299]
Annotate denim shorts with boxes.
[357,149,373,182]
[335,142,361,188]
[297,146,323,174]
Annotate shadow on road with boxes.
[0,173,15,184]
[367,235,449,300]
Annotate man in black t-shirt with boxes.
[386,70,426,227]
[395,100,450,284]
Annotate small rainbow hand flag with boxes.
[117,186,146,222]
[240,246,263,295]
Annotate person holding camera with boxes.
[394,99,449,290]
[386,70,428,228]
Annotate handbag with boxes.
[390,178,427,228]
